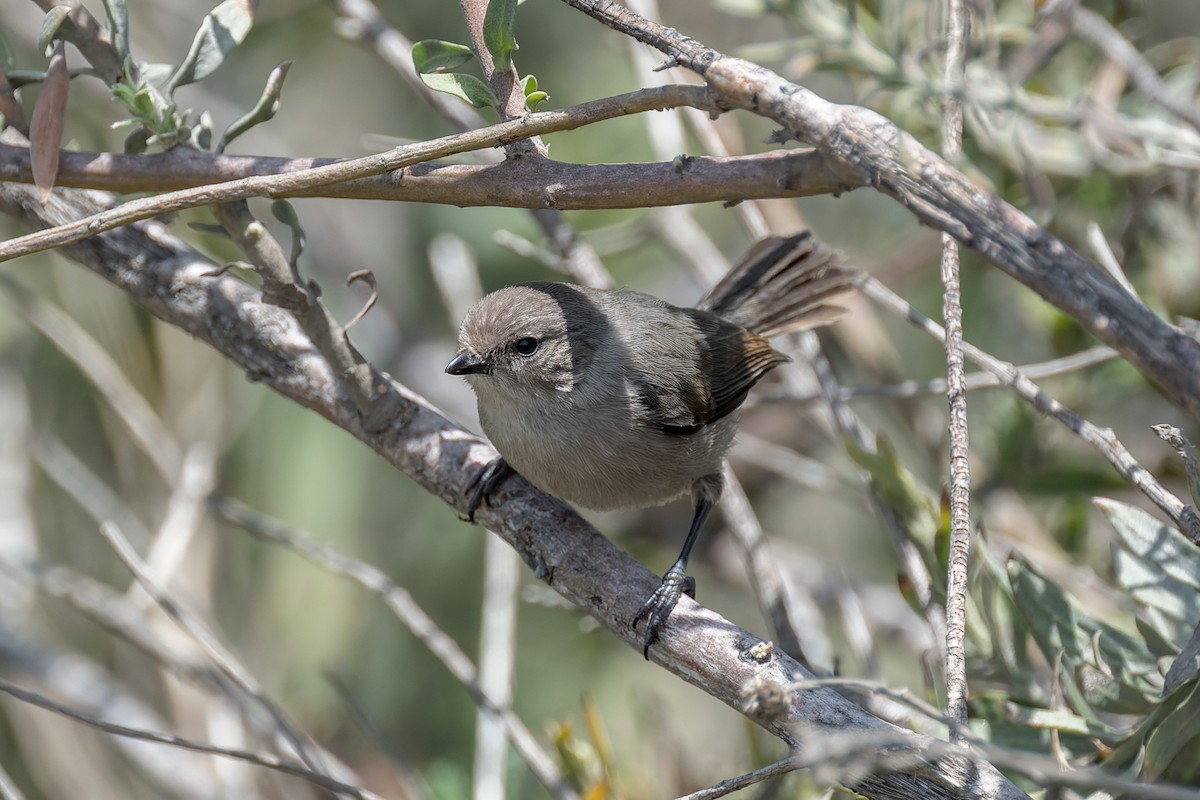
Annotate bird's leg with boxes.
[465,457,512,522]
[633,495,712,658]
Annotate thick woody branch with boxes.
[0,180,1028,800]
[0,84,719,263]
[558,0,1200,422]
[0,145,847,208]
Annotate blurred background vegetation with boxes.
[1,0,1199,797]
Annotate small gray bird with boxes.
[446,232,854,656]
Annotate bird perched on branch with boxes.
[447,232,855,656]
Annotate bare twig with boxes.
[130,444,215,605]
[0,677,378,800]
[210,497,575,800]
[939,0,972,743]
[95,521,330,776]
[720,465,814,668]
[674,755,798,800]
[333,0,490,134]
[796,332,948,652]
[856,275,1200,546]
[0,276,182,480]
[1063,0,1200,134]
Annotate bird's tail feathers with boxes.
[699,231,856,338]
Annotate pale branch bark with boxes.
[0,145,844,208]
[558,0,1200,422]
[0,180,1028,800]
[939,0,972,744]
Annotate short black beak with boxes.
[446,350,491,375]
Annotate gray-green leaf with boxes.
[102,0,130,65]
[483,0,519,71]
[38,6,73,55]
[411,39,475,74]
[419,72,498,109]
[167,0,256,94]
[218,60,291,153]
[270,200,305,267]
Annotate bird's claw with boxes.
[465,457,512,522]
[632,566,696,659]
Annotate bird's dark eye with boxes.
[513,337,539,356]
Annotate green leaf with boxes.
[167,0,256,93]
[101,0,130,65]
[0,32,14,73]
[1142,678,1200,781]
[846,436,940,546]
[270,200,305,267]
[418,72,498,109]
[218,60,291,153]
[1112,547,1199,645]
[483,0,519,71]
[38,6,73,54]
[1097,498,1200,594]
[521,74,547,110]
[525,90,548,111]
[411,39,475,74]
[1008,556,1159,714]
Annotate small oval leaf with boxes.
[29,42,69,204]
[525,90,548,111]
[411,39,475,74]
[419,72,497,109]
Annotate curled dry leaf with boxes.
[29,41,69,205]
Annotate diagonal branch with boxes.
[0,177,1028,800]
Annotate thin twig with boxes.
[939,0,973,743]
[720,465,814,668]
[1065,0,1200,134]
[0,758,25,800]
[796,332,948,652]
[95,521,331,776]
[856,275,1200,546]
[0,275,182,480]
[210,497,576,800]
[674,755,798,800]
[0,677,378,800]
[129,444,215,605]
